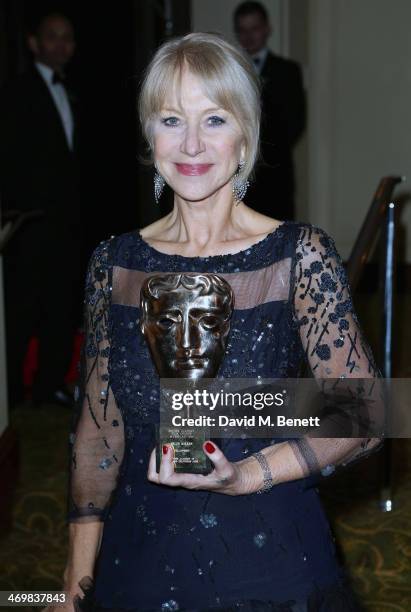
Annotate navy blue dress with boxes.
[68,221,377,611]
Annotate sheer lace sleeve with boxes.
[67,239,125,523]
[289,225,383,478]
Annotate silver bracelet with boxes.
[252,451,274,494]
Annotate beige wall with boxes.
[309,0,411,260]
[288,0,309,221]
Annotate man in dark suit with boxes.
[234,1,306,220]
[0,12,82,407]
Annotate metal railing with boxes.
[347,176,403,289]
[347,175,404,512]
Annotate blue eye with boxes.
[208,116,225,126]
[161,116,180,127]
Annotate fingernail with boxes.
[162,444,168,454]
[205,441,215,454]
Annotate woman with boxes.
[62,33,380,611]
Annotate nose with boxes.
[180,123,205,157]
[180,313,199,354]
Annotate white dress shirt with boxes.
[251,47,269,76]
[35,61,74,150]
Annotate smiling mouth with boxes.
[175,164,213,176]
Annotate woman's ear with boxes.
[240,141,246,164]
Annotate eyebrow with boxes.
[160,107,226,114]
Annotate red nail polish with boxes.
[205,442,215,454]
[162,444,168,454]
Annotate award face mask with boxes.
[140,273,234,380]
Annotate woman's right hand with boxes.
[52,521,102,612]
[41,575,94,612]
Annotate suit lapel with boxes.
[31,67,74,153]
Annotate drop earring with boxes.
[232,160,249,204]
[154,169,165,204]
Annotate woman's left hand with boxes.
[147,441,260,495]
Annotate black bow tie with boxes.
[253,57,261,67]
[52,71,65,85]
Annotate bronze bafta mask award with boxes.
[140,273,234,474]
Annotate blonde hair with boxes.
[138,32,261,181]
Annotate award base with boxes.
[155,424,213,474]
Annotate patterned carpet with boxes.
[0,404,410,611]
[0,405,70,598]
[322,441,411,611]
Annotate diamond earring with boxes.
[154,170,165,204]
[232,160,250,204]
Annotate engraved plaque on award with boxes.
[140,273,234,474]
